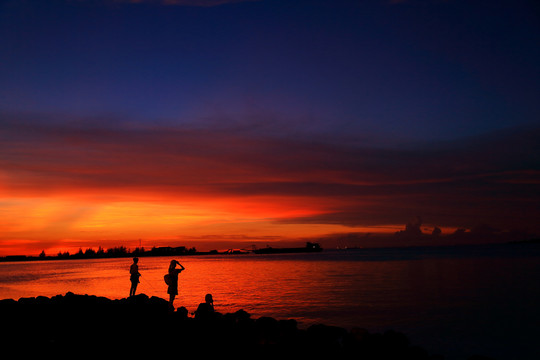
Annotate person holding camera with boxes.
[166,259,185,310]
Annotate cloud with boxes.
[1,112,539,234]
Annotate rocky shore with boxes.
[0,293,484,359]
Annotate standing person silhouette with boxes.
[129,257,141,297]
[167,260,185,309]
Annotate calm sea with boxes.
[1,243,539,360]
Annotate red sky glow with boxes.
[1,0,539,255]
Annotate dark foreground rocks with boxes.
[0,293,446,358]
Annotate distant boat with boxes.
[252,242,322,254]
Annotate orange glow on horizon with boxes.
[0,192,385,256]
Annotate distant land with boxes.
[2,236,540,263]
[3,219,537,261]
[0,242,324,262]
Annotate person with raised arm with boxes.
[166,260,185,309]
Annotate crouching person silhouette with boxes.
[195,294,215,320]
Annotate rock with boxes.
[0,292,442,359]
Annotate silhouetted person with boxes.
[167,260,185,309]
[195,293,215,320]
[176,306,189,320]
[129,257,141,297]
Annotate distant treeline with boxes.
[0,245,214,262]
[53,245,199,259]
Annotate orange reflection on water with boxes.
[1,254,378,323]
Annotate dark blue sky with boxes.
[2,0,539,141]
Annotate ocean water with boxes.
[1,243,539,360]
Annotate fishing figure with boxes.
[129,257,141,297]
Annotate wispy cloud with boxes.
[1,110,539,255]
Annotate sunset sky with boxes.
[1,0,539,255]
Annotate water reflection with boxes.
[0,254,387,324]
[1,248,540,360]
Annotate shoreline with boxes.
[2,241,538,263]
[0,292,440,358]
[0,292,493,359]
[0,242,323,262]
